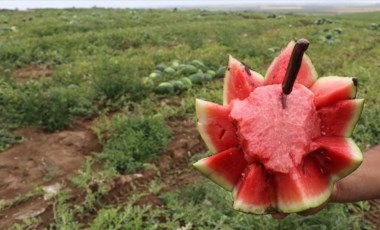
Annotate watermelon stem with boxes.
[281,39,309,108]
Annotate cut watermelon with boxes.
[193,40,364,214]
[264,41,318,88]
[229,83,320,173]
[223,55,264,105]
[310,137,363,181]
[196,99,239,153]
[311,76,357,108]
[193,147,247,191]
[318,99,364,136]
[274,156,332,213]
[233,163,275,214]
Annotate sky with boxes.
[1,1,380,10]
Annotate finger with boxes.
[330,182,341,202]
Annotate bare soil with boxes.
[0,117,206,229]
[0,119,101,228]
[12,65,52,83]
[366,200,380,227]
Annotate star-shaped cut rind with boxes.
[193,41,364,214]
[264,41,318,87]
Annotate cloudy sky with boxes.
[1,0,380,10]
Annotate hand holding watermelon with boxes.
[332,144,380,202]
[274,144,380,218]
[193,39,365,215]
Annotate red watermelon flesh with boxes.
[193,41,364,214]
[223,55,264,106]
[233,163,276,214]
[193,147,247,191]
[230,83,320,173]
[274,156,332,213]
[318,99,364,137]
[196,99,239,153]
[310,137,363,181]
[311,76,357,108]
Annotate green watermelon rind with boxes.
[193,50,364,215]
[193,158,234,191]
[155,82,174,94]
[233,137,363,214]
[233,138,363,214]
[231,167,333,214]
[196,82,362,214]
[232,182,274,214]
[277,139,363,213]
[232,199,270,215]
[233,183,333,214]
[276,181,334,213]
[232,179,332,214]
[233,180,333,214]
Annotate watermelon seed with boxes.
[219,129,226,140]
[281,38,310,108]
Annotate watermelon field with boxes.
[1,8,380,229]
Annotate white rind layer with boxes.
[276,180,333,213]
[195,99,218,153]
[193,158,234,191]
[233,199,268,215]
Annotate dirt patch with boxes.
[12,65,52,83]
[366,199,380,228]
[34,117,206,229]
[136,194,164,207]
[0,121,99,200]
[0,119,101,229]
[0,116,206,229]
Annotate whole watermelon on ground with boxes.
[193,41,364,214]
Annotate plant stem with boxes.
[282,39,309,95]
[281,38,309,108]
